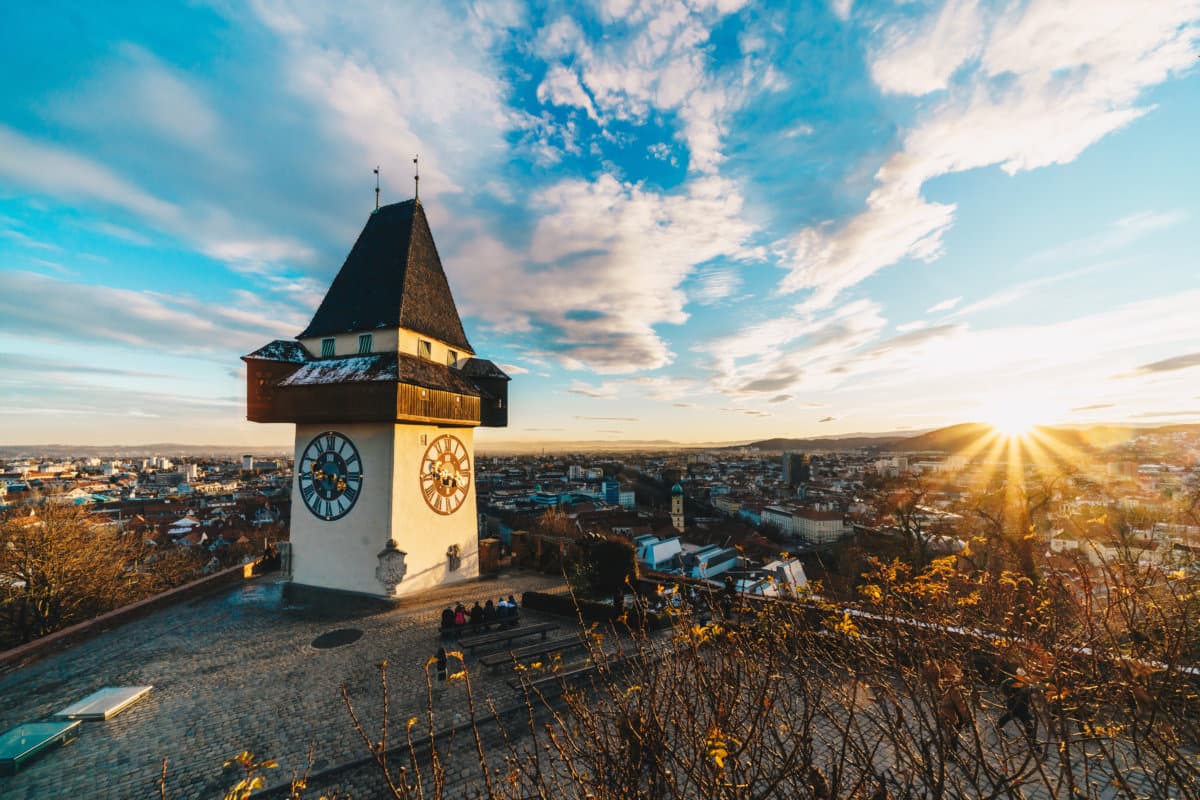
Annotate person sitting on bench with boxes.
[502,595,520,628]
[483,599,497,629]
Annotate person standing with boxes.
[997,668,1036,742]
[436,647,448,682]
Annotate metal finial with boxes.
[374,166,380,211]
[413,155,420,200]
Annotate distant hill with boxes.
[0,443,291,460]
[5,423,1196,460]
[741,422,1200,455]
[879,423,995,453]
[731,435,909,452]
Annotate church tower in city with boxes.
[670,482,685,532]
[243,198,509,602]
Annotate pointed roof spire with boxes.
[297,200,473,353]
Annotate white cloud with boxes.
[538,1,750,174]
[926,296,961,313]
[255,0,515,205]
[690,265,742,306]
[698,298,889,397]
[700,289,1200,429]
[0,126,179,224]
[626,375,701,402]
[782,184,955,307]
[45,44,228,160]
[78,220,154,246]
[1026,209,1187,267]
[1,230,62,252]
[567,380,620,399]
[952,264,1102,318]
[536,16,589,60]
[0,271,296,354]
[780,0,1200,310]
[496,362,530,376]
[0,127,316,288]
[537,65,599,121]
[851,289,1200,394]
[869,0,985,96]
[202,237,317,269]
[452,174,760,373]
[647,142,677,164]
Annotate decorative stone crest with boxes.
[375,541,408,593]
[446,543,462,572]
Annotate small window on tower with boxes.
[447,349,458,367]
[418,339,432,360]
[321,338,335,357]
[358,334,373,354]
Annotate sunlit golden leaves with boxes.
[828,611,861,638]
[705,727,730,770]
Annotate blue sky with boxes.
[0,0,1197,447]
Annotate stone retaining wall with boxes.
[0,562,260,673]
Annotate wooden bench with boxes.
[478,635,588,672]
[457,622,559,653]
[507,653,638,697]
[439,615,521,640]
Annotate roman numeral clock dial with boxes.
[420,434,470,515]
[297,431,363,521]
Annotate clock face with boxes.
[420,434,471,515]
[298,431,363,521]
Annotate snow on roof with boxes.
[278,351,482,395]
[243,340,310,363]
[281,355,396,386]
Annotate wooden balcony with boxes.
[245,359,480,426]
[396,383,480,425]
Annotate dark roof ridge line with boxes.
[294,199,474,352]
[397,198,420,340]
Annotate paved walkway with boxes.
[0,571,566,800]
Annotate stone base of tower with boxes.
[281,580,401,614]
[288,422,479,602]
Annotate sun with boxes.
[977,397,1045,438]
[988,409,1039,438]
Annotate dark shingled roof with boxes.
[244,340,310,363]
[297,200,473,353]
[280,351,480,396]
[459,357,511,381]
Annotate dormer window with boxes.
[321,338,335,357]
[447,349,458,368]
[418,339,432,360]
[358,334,373,354]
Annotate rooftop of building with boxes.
[296,200,473,352]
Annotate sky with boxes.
[0,0,1198,449]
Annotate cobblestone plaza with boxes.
[0,572,565,799]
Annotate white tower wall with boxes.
[290,422,478,600]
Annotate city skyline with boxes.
[1,1,1198,447]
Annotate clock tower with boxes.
[243,199,509,602]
